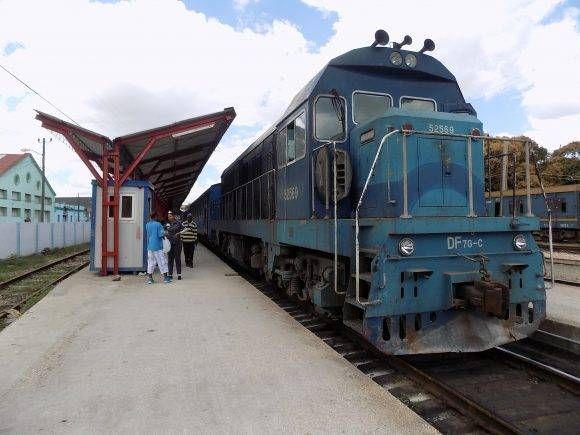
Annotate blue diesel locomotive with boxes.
[191,30,546,354]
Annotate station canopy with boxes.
[36,108,236,208]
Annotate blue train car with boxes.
[193,30,545,355]
[190,184,221,242]
[489,184,579,241]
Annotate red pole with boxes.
[113,142,120,275]
[101,145,109,276]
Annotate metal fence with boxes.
[0,222,90,259]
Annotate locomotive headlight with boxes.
[390,51,403,66]
[404,53,417,68]
[513,234,527,251]
[398,237,415,256]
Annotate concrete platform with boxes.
[0,245,436,434]
[546,282,580,329]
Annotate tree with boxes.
[484,137,579,190]
[484,136,549,191]
[542,141,580,185]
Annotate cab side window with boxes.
[278,111,306,167]
[315,96,346,141]
[277,129,287,167]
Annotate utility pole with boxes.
[37,138,51,222]
[23,138,51,222]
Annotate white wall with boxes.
[0,222,90,259]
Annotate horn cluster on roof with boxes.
[371,29,435,54]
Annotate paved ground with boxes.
[0,245,437,434]
[546,281,580,328]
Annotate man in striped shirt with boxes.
[181,213,198,267]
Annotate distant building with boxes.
[0,153,56,223]
[54,197,91,222]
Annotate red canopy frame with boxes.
[36,109,235,276]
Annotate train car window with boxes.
[353,92,392,124]
[315,96,346,141]
[287,112,306,164]
[562,201,567,213]
[400,97,436,112]
[277,129,287,167]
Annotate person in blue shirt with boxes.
[145,212,171,284]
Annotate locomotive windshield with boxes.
[353,92,393,124]
[400,97,436,111]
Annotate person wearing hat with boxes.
[165,210,183,280]
[181,213,198,267]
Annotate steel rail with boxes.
[0,249,90,289]
[385,355,521,435]
[0,257,89,320]
[494,346,580,390]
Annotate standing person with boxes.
[165,211,183,280]
[181,213,198,268]
[145,212,171,284]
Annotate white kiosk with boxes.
[90,180,153,273]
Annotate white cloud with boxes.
[0,0,578,204]
[0,0,322,201]
[303,0,579,149]
[233,0,259,11]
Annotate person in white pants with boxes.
[145,212,171,284]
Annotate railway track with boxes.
[543,258,580,286]
[208,243,580,434]
[0,249,90,324]
[538,242,580,254]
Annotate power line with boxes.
[0,62,80,126]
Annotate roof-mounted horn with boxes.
[371,29,389,47]
[419,38,435,54]
[393,35,412,50]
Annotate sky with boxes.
[0,0,579,204]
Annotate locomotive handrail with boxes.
[402,130,554,288]
[531,151,555,289]
[355,129,400,307]
[401,130,536,220]
[310,140,345,295]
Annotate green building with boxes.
[0,153,56,223]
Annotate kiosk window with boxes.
[121,195,133,219]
